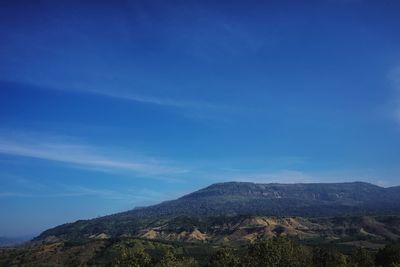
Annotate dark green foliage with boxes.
[207,247,240,267]
[204,238,382,267]
[244,238,312,267]
[375,244,400,267]
[155,249,178,267]
[1,237,386,267]
[113,246,151,267]
[177,257,200,267]
[311,247,347,267]
[348,247,375,267]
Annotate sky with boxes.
[1,0,400,237]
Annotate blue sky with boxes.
[1,0,400,236]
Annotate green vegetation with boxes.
[207,247,240,267]
[375,244,400,267]
[206,239,400,267]
[114,247,151,267]
[35,182,400,242]
[34,214,400,246]
[1,237,400,267]
[3,182,400,266]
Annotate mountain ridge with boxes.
[116,181,400,218]
[35,181,400,242]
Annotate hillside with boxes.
[4,236,399,267]
[35,182,400,242]
[126,182,400,217]
[3,182,400,267]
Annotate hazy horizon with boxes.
[1,0,400,237]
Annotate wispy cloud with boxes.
[82,87,230,111]
[0,184,184,207]
[4,77,231,113]
[57,185,178,202]
[0,192,32,197]
[0,131,188,177]
[388,66,400,125]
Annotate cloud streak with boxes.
[3,77,231,113]
[0,184,185,208]
[83,87,230,111]
[388,66,400,125]
[0,131,187,177]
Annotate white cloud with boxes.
[84,88,231,111]
[0,184,184,208]
[388,66,400,125]
[3,75,230,112]
[0,192,31,197]
[0,131,187,177]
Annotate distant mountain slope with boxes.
[36,182,400,241]
[131,182,399,216]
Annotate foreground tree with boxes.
[114,247,151,267]
[207,247,241,267]
[348,247,375,267]
[244,238,312,267]
[375,244,400,267]
[156,249,199,267]
[156,249,178,267]
[175,257,200,267]
[311,247,347,267]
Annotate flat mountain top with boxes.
[35,181,400,242]
[181,181,384,200]
[122,181,400,218]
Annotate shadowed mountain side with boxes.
[35,182,400,241]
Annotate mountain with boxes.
[127,181,400,217]
[35,181,400,242]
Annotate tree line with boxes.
[114,238,400,267]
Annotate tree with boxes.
[311,247,347,267]
[207,247,241,267]
[156,249,178,267]
[244,238,312,267]
[114,246,151,267]
[348,247,375,267]
[375,244,400,267]
[175,257,200,267]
